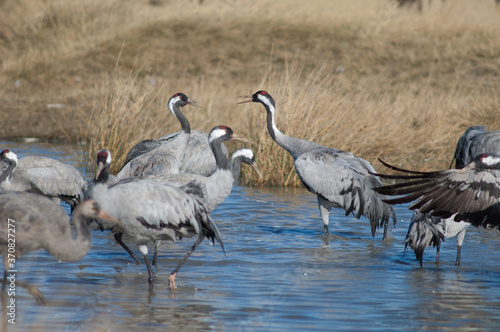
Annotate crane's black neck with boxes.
[230,156,243,181]
[173,104,191,134]
[95,163,110,184]
[0,159,17,183]
[211,139,230,171]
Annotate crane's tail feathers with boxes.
[202,212,226,257]
[405,211,445,266]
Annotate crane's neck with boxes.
[95,164,110,184]
[48,211,92,262]
[170,101,190,134]
[264,102,320,160]
[211,139,231,172]
[230,156,243,181]
[0,158,17,183]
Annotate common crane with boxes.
[0,149,87,210]
[0,192,118,303]
[116,93,200,179]
[373,153,500,231]
[109,126,251,265]
[407,125,500,266]
[92,149,224,290]
[239,90,396,238]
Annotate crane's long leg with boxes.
[138,245,155,293]
[2,270,46,304]
[317,196,330,236]
[152,240,161,266]
[435,242,441,264]
[114,233,141,265]
[455,228,467,267]
[169,235,205,290]
[2,259,46,304]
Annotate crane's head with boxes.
[0,149,18,163]
[168,92,201,112]
[77,199,120,225]
[95,149,112,181]
[473,153,500,170]
[208,125,252,145]
[238,90,276,112]
[231,148,263,179]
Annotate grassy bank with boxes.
[1,0,499,185]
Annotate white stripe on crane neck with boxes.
[168,95,182,118]
[232,148,253,159]
[209,128,227,143]
[480,154,500,166]
[5,151,18,164]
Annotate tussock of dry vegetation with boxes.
[1,0,500,185]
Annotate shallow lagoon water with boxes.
[1,141,500,331]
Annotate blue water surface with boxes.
[1,141,499,332]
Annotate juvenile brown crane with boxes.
[0,192,118,303]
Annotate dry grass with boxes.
[1,0,500,185]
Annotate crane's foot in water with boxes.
[27,285,47,305]
[323,225,330,237]
[169,273,177,290]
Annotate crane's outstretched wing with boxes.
[295,148,396,233]
[373,158,500,230]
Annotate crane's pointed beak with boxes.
[250,162,263,179]
[231,132,254,145]
[237,95,254,104]
[187,98,205,109]
[97,210,120,225]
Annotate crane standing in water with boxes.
[405,125,500,266]
[239,90,396,239]
[0,192,118,303]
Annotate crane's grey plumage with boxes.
[240,91,396,238]
[405,211,469,267]
[117,93,199,179]
[407,125,500,266]
[155,130,230,176]
[0,192,118,303]
[0,149,87,209]
[113,126,252,265]
[452,125,500,169]
[373,153,500,231]
[127,126,251,212]
[92,149,224,290]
